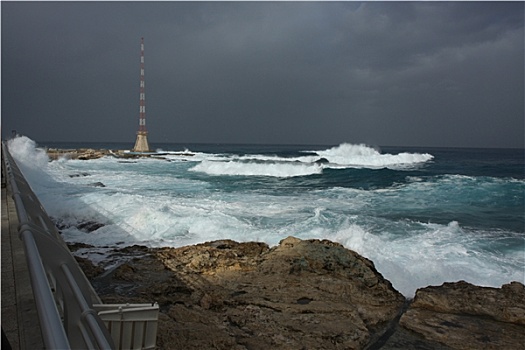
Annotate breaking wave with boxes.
[190,160,323,178]
[189,143,434,177]
[314,143,434,168]
[6,136,53,187]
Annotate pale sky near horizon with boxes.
[2,1,524,148]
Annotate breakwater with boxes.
[46,148,110,160]
[46,148,194,160]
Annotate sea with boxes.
[6,136,525,297]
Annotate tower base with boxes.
[133,132,150,152]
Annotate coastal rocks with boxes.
[87,181,106,188]
[76,220,105,232]
[47,148,110,160]
[54,218,106,233]
[74,255,105,280]
[83,238,525,349]
[65,172,106,187]
[68,172,91,178]
[46,147,196,161]
[93,237,405,349]
[382,281,525,350]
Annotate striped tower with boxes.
[133,37,150,152]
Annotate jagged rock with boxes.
[88,182,106,188]
[74,256,104,279]
[85,238,524,350]
[47,148,109,160]
[77,148,109,160]
[382,281,525,350]
[67,242,95,252]
[91,238,405,349]
[110,244,150,255]
[94,253,193,307]
[77,220,105,232]
[52,218,105,233]
[69,172,91,178]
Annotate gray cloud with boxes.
[2,1,523,148]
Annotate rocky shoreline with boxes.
[46,148,524,348]
[46,148,194,160]
[46,148,112,160]
[70,236,525,350]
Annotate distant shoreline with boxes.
[46,148,194,160]
[46,148,113,160]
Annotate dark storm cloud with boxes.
[2,1,523,148]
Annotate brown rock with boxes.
[74,256,104,280]
[153,236,405,349]
[85,239,524,350]
[47,148,109,160]
[382,281,525,350]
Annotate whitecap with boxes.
[189,160,323,178]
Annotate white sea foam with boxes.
[190,160,323,177]
[315,143,434,168]
[188,143,434,177]
[332,221,524,296]
[7,136,53,188]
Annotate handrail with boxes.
[19,229,71,349]
[2,141,115,349]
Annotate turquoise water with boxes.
[8,137,525,296]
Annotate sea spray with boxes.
[335,220,524,296]
[7,136,51,183]
[190,160,324,177]
[314,143,434,168]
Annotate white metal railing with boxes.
[2,141,116,349]
[95,303,159,350]
[3,141,159,349]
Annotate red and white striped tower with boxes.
[133,37,151,152]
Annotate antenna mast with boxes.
[133,37,150,152]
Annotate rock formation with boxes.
[75,237,525,350]
[382,281,525,350]
[47,148,110,160]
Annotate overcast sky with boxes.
[2,1,524,148]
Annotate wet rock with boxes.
[52,218,105,233]
[94,251,193,308]
[382,281,525,350]
[74,256,104,279]
[77,220,105,232]
[110,245,150,255]
[67,242,96,252]
[52,217,69,231]
[88,182,106,188]
[69,172,91,178]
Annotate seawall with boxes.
[1,153,44,349]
